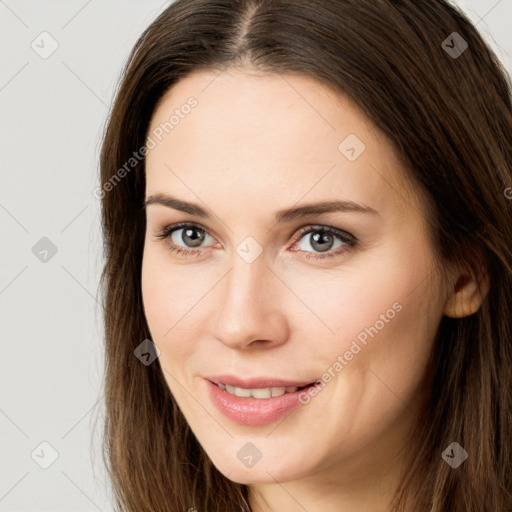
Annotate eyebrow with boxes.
[144,193,378,223]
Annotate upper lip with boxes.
[205,374,317,389]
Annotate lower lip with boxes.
[206,379,312,426]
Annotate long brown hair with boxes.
[97,1,512,510]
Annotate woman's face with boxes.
[141,68,450,489]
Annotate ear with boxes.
[444,257,490,318]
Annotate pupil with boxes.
[183,228,204,247]
[311,232,333,252]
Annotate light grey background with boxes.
[0,1,510,510]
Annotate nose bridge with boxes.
[222,250,270,320]
[213,248,286,348]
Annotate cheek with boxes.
[141,250,171,338]
[289,240,441,389]
[141,245,220,364]
[279,250,426,347]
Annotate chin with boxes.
[206,444,307,484]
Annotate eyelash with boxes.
[154,222,357,260]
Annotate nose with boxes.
[212,253,290,350]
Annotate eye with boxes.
[290,225,357,260]
[154,222,357,260]
[154,222,215,258]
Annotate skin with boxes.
[141,68,486,512]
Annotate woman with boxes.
[98,1,512,510]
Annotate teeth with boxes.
[251,388,271,399]
[271,387,286,397]
[234,387,252,397]
[218,383,300,398]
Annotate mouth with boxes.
[204,376,320,426]
[205,375,319,399]
[210,380,314,399]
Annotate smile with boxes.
[204,376,319,426]
[217,382,305,398]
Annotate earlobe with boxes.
[444,264,490,318]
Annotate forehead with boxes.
[145,68,419,218]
